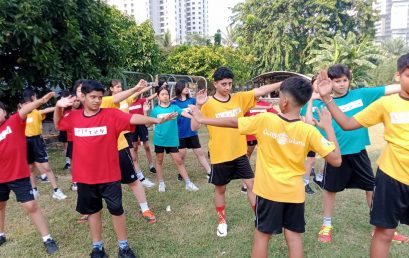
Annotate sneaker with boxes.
[149,166,157,174]
[177,174,183,181]
[44,238,58,254]
[305,184,315,195]
[185,182,199,191]
[392,232,409,244]
[118,246,137,258]
[90,247,108,258]
[0,235,6,246]
[313,177,324,189]
[71,183,78,191]
[158,184,166,192]
[141,178,155,188]
[318,225,333,243]
[310,167,316,177]
[241,186,248,194]
[63,163,71,170]
[77,214,89,224]
[37,175,49,183]
[32,188,40,199]
[52,189,67,200]
[142,210,157,224]
[207,173,211,180]
[217,223,228,237]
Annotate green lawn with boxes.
[1,126,408,257]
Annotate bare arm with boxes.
[384,84,401,95]
[146,93,157,101]
[19,92,55,119]
[53,96,76,129]
[189,104,238,128]
[130,112,177,127]
[304,100,314,125]
[191,89,207,131]
[181,110,192,119]
[39,107,55,115]
[113,80,148,103]
[253,82,282,98]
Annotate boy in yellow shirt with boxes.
[317,54,409,258]
[191,76,342,258]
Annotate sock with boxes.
[149,164,154,169]
[0,232,5,237]
[65,157,70,164]
[304,176,310,186]
[53,188,59,192]
[42,234,52,242]
[118,239,129,250]
[315,173,323,181]
[323,217,332,227]
[139,202,149,213]
[159,181,165,186]
[136,171,145,181]
[184,178,191,185]
[41,174,47,180]
[216,206,226,224]
[92,240,103,251]
[33,187,38,191]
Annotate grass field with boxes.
[1,125,409,258]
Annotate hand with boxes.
[195,89,208,106]
[40,92,56,104]
[316,70,333,100]
[143,101,151,112]
[313,106,332,130]
[158,112,178,123]
[311,90,321,100]
[134,79,148,92]
[188,104,204,123]
[56,96,76,108]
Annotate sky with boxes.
[208,0,244,37]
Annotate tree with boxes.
[156,29,174,53]
[231,0,377,75]
[186,33,211,46]
[214,29,222,46]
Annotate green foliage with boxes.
[307,32,383,87]
[214,29,222,46]
[231,0,377,75]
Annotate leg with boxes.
[323,190,336,218]
[242,178,256,206]
[155,153,165,181]
[34,162,58,189]
[169,152,189,180]
[21,200,50,237]
[133,142,140,165]
[214,185,226,209]
[370,227,395,258]
[88,212,102,243]
[127,181,146,203]
[284,229,304,258]
[251,229,271,258]
[192,148,211,174]
[0,202,6,233]
[179,148,187,163]
[366,190,373,209]
[143,141,154,166]
[247,145,256,159]
[29,164,37,189]
[111,214,128,241]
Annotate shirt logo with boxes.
[26,117,33,123]
[249,109,266,113]
[215,108,241,118]
[129,104,141,111]
[338,99,363,113]
[263,129,305,146]
[74,126,107,137]
[390,112,409,124]
[0,126,12,142]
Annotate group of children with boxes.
[0,53,408,257]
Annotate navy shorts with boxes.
[119,148,138,184]
[26,135,49,164]
[155,145,179,154]
[178,135,201,149]
[0,177,35,203]
[124,132,133,148]
[132,125,149,143]
[58,131,67,143]
[209,155,254,186]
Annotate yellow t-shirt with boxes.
[238,113,336,203]
[25,109,45,137]
[201,90,257,164]
[354,94,409,185]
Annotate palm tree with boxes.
[156,30,174,53]
[381,38,409,57]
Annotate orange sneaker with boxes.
[392,232,409,244]
[77,214,89,224]
[318,226,333,243]
[142,210,157,224]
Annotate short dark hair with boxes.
[397,53,409,73]
[155,85,170,95]
[81,80,105,95]
[59,90,73,98]
[22,88,36,103]
[0,101,5,111]
[175,80,189,99]
[73,79,84,92]
[213,67,234,81]
[327,64,351,80]
[280,77,312,107]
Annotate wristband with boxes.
[325,98,333,105]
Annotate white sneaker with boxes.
[185,182,199,191]
[52,189,67,200]
[32,188,40,200]
[71,183,78,191]
[141,178,155,188]
[217,223,228,237]
[158,183,166,192]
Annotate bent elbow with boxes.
[330,156,342,167]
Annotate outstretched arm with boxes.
[113,80,149,103]
[53,96,76,128]
[189,104,238,128]
[191,89,208,131]
[130,112,178,127]
[254,82,282,98]
[385,84,401,95]
[19,92,55,120]
[39,107,55,115]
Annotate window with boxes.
[124,4,127,7]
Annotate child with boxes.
[190,76,341,258]
[148,85,200,192]
[173,80,211,179]
[0,92,59,254]
[191,67,281,237]
[316,53,409,257]
[22,89,67,200]
[301,64,404,243]
[54,80,176,257]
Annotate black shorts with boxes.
[154,145,179,154]
[119,148,138,184]
[0,177,35,203]
[209,155,254,186]
[58,131,67,143]
[370,168,409,229]
[66,141,73,159]
[323,150,374,192]
[255,195,305,234]
[178,135,201,149]
[307,151,316,158]
[132,125,149,143]
[26,135,49,164]
[247,140,258,147]
[124,132,133,148]
[76,181,124,216]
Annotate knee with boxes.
[22,200,38,213]
[215,186,226,195]
[108,204,124,216]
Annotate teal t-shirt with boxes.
[150,104,183,147]
[300,86,385,155]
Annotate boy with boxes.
[54,80,176,258]
[300,64,403,243]
[317,54,409,257]
[0,92,58,254]
[191,67,282,237]
[190,76,341,258]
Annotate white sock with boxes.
[159,181,165,186]
[303,176,310,186]
[149,164,154,169]
[41,174,47,179]
[65,157,70,164]
[0,232,5,237]
[42,234,52,242]
[315,173,323,181]
[136,171,144,181]
[184,178,191,185]
[139,202,149,213]
[323,217,332,227]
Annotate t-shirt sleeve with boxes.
[353,98,384,128]
[174,105,183,115]
[308,128,336,157]
[360,86,385,105]
[238,113,265,136]
[58,112,72,131]
[101,96,116,108]
[239,90,257,113]
[11,113,26,132]
[111,109,132,134]
[192,98,196,105]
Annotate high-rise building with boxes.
[105,0,209,45]
[374,0,409,42]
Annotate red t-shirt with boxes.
[58,108,132,184]
[0,114,30,183]
[129,98,146,115]
[244,100,278,142]
[62,109,74,142]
